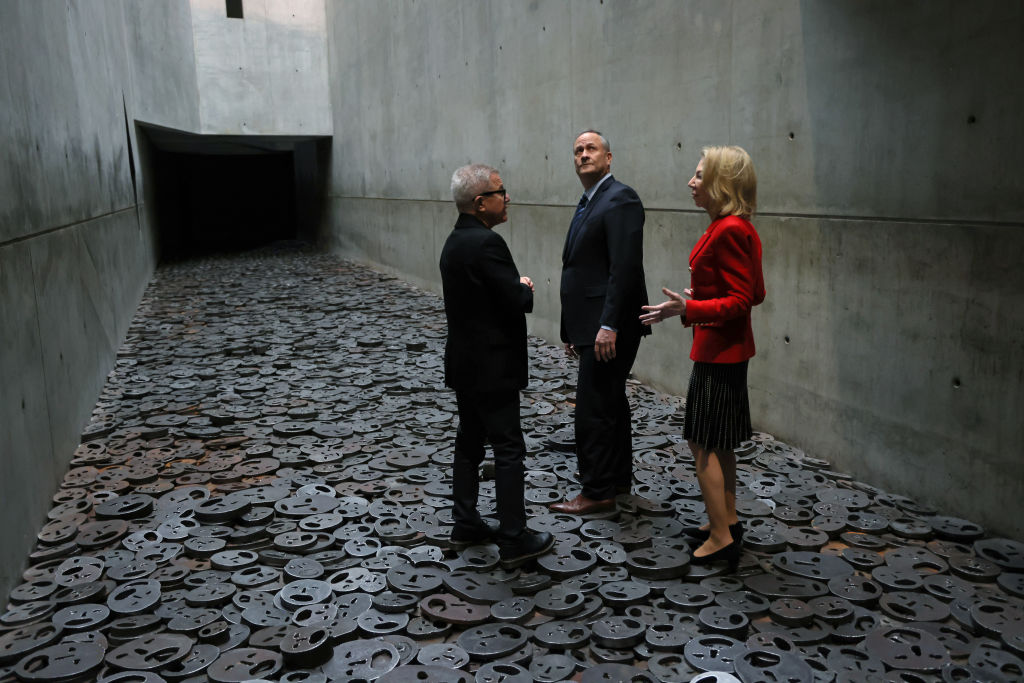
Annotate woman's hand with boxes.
[639,287,690,325]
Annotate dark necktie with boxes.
[567,194,588,247]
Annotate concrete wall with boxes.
[323,1,1024,537]
[190,0,331,134]
[0,0,201,597]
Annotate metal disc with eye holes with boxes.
[490,595,535,624]
[105,632,193,670]
[625,546,690,580]
[533,619,591,649]
[714,590,770,617]
[444,570,514,605]
[773,551,854,580]
[52,602,110,632]
[664,583,716,612]
[746,631,798,654]
[456,622,529,661]
[405,615,451,640]
[879,591,951,623]
[825,645,886,679]
[416,642,470,669]
[529,653,578,683]
[534,585,586,617]
[967,641,1024,680]
[969,599,1024,638]
[419,593,491,625]
[15,641,106,681]
[597,580,650,608]
[591,615,647,649]
[474,661,533,683]
[373,590,419,614]
[278,579,333,611]
[156,642,221,679]
[929,516,985,542]
[734,649,814,683]
[922,573,976,603]
[582,539,628,565]
[831,604,881,643]
[357,608,410,636]
[863,626,951,671]
[207,646,284,682]
[580,663,658,682]
[106,578,162,615]
[279,624,333,667]
[95,493,155,520]
[645,619,692,652]
[377,665,474,683]
[97,672,168,683]
[698,606,750,639]
[54,555,105,586]
[460,545,501,571]
[949,553,1002,582]
[322,638,401,679]
[648,651,704,682]
[0,622,62,664]
[744,573,828,599]
[387,563,446,596]
[536,547,597,578]
[684,634,746,673]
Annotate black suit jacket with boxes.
[440,213,533,392]
[560,176,650,346]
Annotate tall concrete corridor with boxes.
[1,245,1020,681]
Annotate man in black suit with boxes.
[439,163,555,568]
[551,131,650,516]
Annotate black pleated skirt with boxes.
[683,360,752,451]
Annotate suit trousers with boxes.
[452,388,526,540]
[574,335,641,500]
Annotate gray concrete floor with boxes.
[2,244,1022,682]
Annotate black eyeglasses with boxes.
[478,187,508,198]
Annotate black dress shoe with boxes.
[449,518,499,550]
[690,541,741,571]
[499,531,555,569]
[682,522,745,542]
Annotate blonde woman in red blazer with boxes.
[641,146,765,571]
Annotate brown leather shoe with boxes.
[549,494,616,515]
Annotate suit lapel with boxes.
[563,176,614,262]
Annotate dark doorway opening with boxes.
[154,150,295,259]
[138,123,330,262]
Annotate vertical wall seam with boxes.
[188,0,204,131]
[26,241,59,491]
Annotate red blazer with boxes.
[682,215,765,363]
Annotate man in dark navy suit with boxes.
[439,163,555,568]
[551,131,650,516]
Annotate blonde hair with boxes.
[701,145,757,218]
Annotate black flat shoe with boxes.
[499,531,555,569]
[449,518,499,550]
[689,541,741,571]
[682,521,745,542]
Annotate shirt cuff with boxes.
[600,325,617,332]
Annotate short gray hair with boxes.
[451,164,498,212]
[575,129,610,153]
